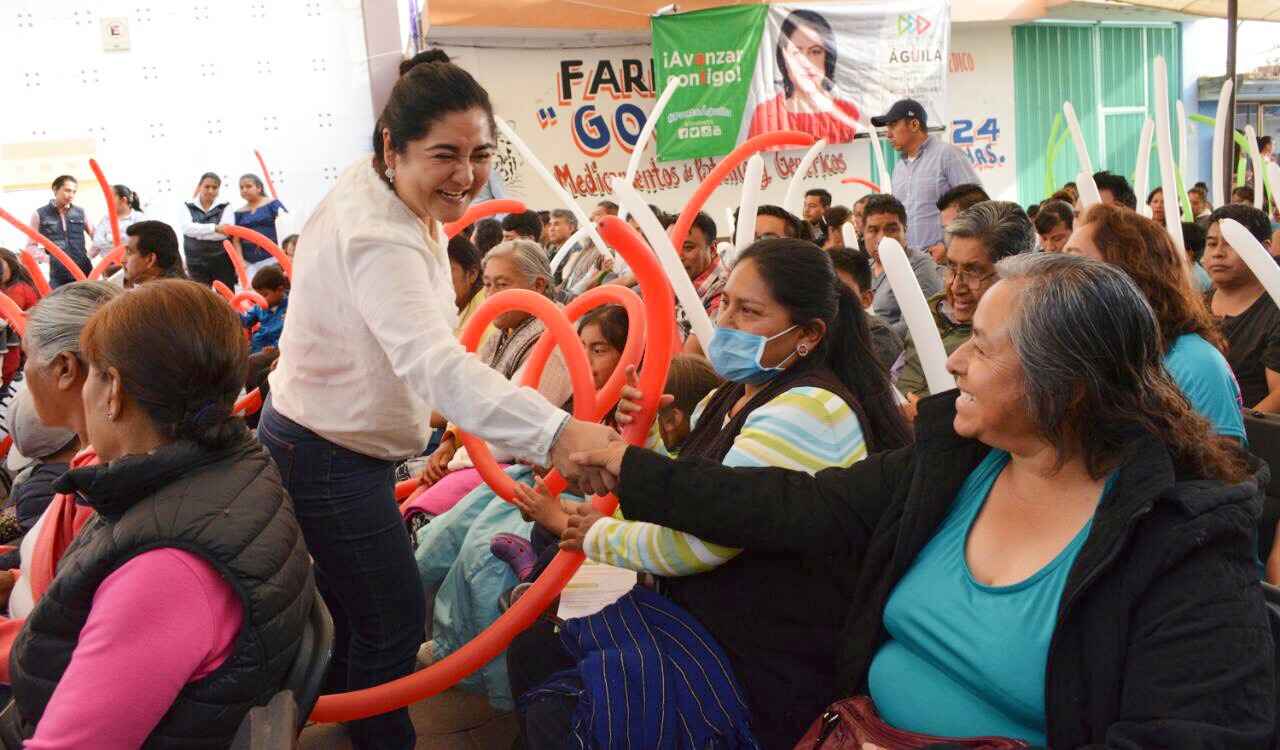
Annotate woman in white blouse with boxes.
[256,49,618,749]
[89,185,145,260]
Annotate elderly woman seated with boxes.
[6,280,314,748]
[572,252,1275,747]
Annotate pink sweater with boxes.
[25,548,243,749]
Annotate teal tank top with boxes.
[867,449,1114,744]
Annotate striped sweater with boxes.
[583,385,866,576]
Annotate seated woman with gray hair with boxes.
[0,282,122,688]
[571,252,1274,747]
[897,200,1034,402]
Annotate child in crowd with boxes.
[240,264,288,354]
[510,354,723,538]
[281,234,298,259]
[0,249,40,389]
[0,390,79,543]
[0,249,39,311]
[412,305,632,709]
[1182,221,1212,293]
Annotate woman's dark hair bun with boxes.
[375,48,493,167]
[399,49,451,76]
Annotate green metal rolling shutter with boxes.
[1013,23,1181,205]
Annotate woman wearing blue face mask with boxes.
[509,238,911,750]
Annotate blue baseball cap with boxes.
[870,99,928,128]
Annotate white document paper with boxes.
[556,559,638,620]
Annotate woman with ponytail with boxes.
[257,47,617,747]
[510,239,910,749]
[7,280,314,748]
[89,184,145,259]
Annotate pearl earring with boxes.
[106,412,113,419]
[384,167,396,183]
[797,343,809,356]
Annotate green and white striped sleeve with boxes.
[583,387,866,576]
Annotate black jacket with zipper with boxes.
[9,434,315,748]
[617,390,1276,749]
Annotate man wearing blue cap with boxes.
[871,98,981,258]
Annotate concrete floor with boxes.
[298,689,517,750]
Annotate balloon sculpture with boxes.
[0,207,86,295]
[309,214,674,722]
[87,158,125,281]
[254,149,281,202]
[221,227,293,280]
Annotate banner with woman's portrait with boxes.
[653,1,949,161]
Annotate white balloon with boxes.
[1221,219,1280,314]
[613,181,715,346]
[1153,57,1185,252]
[1175,100,1189,187]
[717,240,737,269]
[495,118,613,260]
[1211,78,1234,208]
[841,221,859,250]
[1133,118,1154,219]
[1063,101,1096,175]
[550,225,591,279]
[878,237,955,394]
[618,77,680,222]
[1268,162,1280,217]
[735,155,764,256]
[1244,125,1267,211]
[1076,171,1102,210]
[782,138,828,215]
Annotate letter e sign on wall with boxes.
[101,18,131,52]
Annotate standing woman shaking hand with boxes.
[256,49,620,749]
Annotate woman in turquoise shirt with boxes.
[1065,203,1245,441]
[571,253,1273,747]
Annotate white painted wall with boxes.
[946,24,1019,202]
[0,0,376,255]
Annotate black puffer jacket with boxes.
[618,391,1276,748]
[10,433,315,748]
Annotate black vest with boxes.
[184,202,230,260]
[10,434,315,748]
[666,363,864,748]
[35,203,90,277]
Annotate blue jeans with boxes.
[257,396,424,749]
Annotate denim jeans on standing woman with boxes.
[257,395,424,749]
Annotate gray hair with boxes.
[484,239,554,297]
[549,209,578,227]
[993,252,1176,476]
[24,281,123,365]
[945,200,1036,263]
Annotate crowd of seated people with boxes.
[4,50,1280,750]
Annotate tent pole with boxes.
[1222,0,1238,206]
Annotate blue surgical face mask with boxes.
[706,324,799,384]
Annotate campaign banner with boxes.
[654,1,949,161]
[651,5,768,162]
[444,42,859,215]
